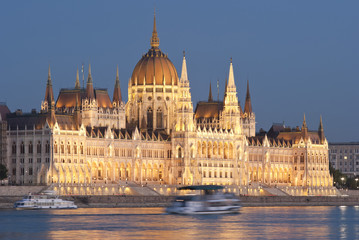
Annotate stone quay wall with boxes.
[2,195,359,209]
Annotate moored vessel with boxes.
[14,190,77,210]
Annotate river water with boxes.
[0,206,358,240]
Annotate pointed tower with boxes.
[44,65,55,107]
[208,82,213,102]
[242,80,256,137]
[174,51,198,186]
[113,66,122,105]
[75,68,80,89]
[150,10,160,49]
[244,80,252,114]
[222,58,241,133]
[41,65,55,112]
[86,64,95,100]
[318,115,325,144]
[175,51,194,132]
[301,113,308,141]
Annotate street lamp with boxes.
[341,177,345,188]
[355,178,358,189]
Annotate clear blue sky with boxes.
[0,1,358,142]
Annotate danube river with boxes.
[0,206,358,239]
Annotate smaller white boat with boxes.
[166,185,241,215]
[14,190,77,210]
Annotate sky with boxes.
[0,1,358,142]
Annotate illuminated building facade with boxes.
[5,14,335,196]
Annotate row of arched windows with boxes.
[54,141,84,155]
[12,141,50,155]
[147,107,163,129]
[197,141,234,159]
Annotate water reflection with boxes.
[1,206,359,239]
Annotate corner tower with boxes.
[221,59,241,134]
[242,80,255,137]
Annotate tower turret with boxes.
[75,68,80,89]
[242,80,256,137]
[208,82,213,102]
[301,113,308,141]
[86,64,95,100]
[318,115,325,144]
[44,65,55,106]
[244,80,252,114]
[113,66,122,105]
[175,51,194,132]
[222,58,241,133]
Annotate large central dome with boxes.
[130,14,179,86]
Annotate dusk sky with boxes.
[0,1,358,142]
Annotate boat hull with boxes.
[167,208,240,215]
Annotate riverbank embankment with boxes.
[1,195,359,209]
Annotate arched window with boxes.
[28,141,33,154]
[60,142,65,154]
[54,142,58,154]
[73,142,77,154]
[147,107,153,129]
[178,147,182,158]
[20,142,25,154]
[12,142,16,155]
[45,141,50,153]
[67,142,71,154]
[156,108,163,129]
[37,141,41,154]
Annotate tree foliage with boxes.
[0,163,8,181]
[329,162,358,190]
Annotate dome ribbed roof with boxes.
[130,48,178,86]
[129,12,179,87]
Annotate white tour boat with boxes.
[166,185,241,215]
[14,190,77,210]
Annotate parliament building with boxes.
[5,15,336,196]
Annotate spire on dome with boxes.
[86,64,95,99]
[180,51,188,83]
[75,68,80,89]
[44,65,54,105]
[208,82,213,102]
[150,9,160,48]
[113,65,122,104]
[244,80,252,114]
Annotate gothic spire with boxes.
[150,10,160,48]
[86,64,95,99]
[318,115,325,144]
[208,82,213,102]
[87,64,92,83]
[301,113,308,140]
[244,80,252,114]
[319,115,323,131]
[302,113,307,129]
[44,65,54,105]
[227,58,236,90]
[75,68,80,89]
[113,65,122,104]
[180,51,188,83]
